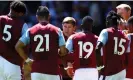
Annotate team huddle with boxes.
[0,1,133,80]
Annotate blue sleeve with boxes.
[58,29,65,47]
[21,23,29,35]
[66,35,73,53]
[98,29,108,45]
[19,29,30,45]
[126,34,131,53]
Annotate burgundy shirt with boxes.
[29,22,62,75]
[0,15,25,67]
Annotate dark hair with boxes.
[127,16,133,25]
[36,6,49,20]
[81,16,93,30]
[10,1,27,14]
[106,10,121,27]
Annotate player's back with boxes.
[72,32,98,70]
[102,27,129,76]
[0,15,25,66]
[29,22,60,75]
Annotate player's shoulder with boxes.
[70,32,86,39]
[93,34,98,39]
[87,32,98,39]
[106,27,115,32]
[0,15,8,18]
[68,32,79,40]
[29,23,61,33]
[27,23,40,33]
[29,23,39,29]
[100,28,108,35]
[122,30,128,34]
[0,15,11,20]
[73,32,83,37]
[127,33,133,38]
[127,33,133,36]
[47,23,60,30]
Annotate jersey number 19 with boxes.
[78,41,94,59]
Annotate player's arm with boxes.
[58,29,68,66]
[58,28,67,57]
[21,23,29,35]
[16,23,29,61]
[95,42,104,70]
[65,35,73,66]
[125,34,131,66]
[95,29,108,68]
[65,35,74,78]
[15,30,31,63]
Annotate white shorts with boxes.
[31,73,61,80]
[99,69,126,80]
[73,68,98,80]
[0,56,22,80]
[125,78,133,80]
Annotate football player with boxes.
[125,16,133,80]
[15,6,67,80]
[96,11,129,80]
[0,1,28,80]
[66,16,98,80]
[58,17,76,80]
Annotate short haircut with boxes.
[127,16,133,25]
[62,17,76,27]
[36,6,49,20]
[116,4,131,12]
[82,16,93,25]
[10,1,27,14]
[81,16,93,30]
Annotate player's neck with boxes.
[82,30,91,33]
[39,20,49,23]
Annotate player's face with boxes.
[117,8,129,19]
[11,10,24,17]
[63,23,75,37]
[18,12,24,17]
[127,23,133,33]
[118,21,126,30]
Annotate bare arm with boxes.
[15,40,28,61]
[59,45,68,67]
[95,41,104,67]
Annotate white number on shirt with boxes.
[78,41,93,59]
[2,25,12,42]
[34,34,49,52]
[114,37,126,55]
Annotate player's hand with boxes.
[64,62,74,78]
[65,67,74,78]
[97,65,104,73]
[27,59,33,67]
[25,58,33,70]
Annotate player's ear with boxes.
[128,10,131,16]
[36,15,39,21]
[80,24,83,30]
[73,26,76,31]
[80,24,83,27]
